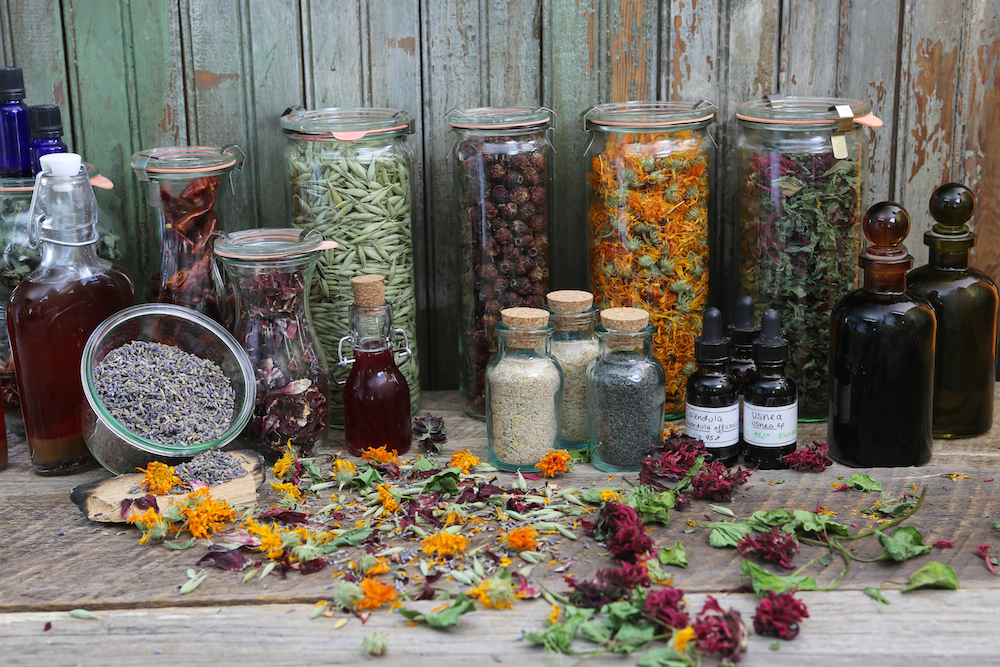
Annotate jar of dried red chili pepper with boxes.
[449,107,555,420]
[132,145,245,327]
[736,96,881,421]
[281,108,420,428]
[584,101,716,419]
[214,228,335,459]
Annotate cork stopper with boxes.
[351,274,385,307]
[600,307,649,352]
[600,307,649,331]
[500,307,549,348]
[547,290,594,314]
[501,307,549,329]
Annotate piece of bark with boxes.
[69,450,265,523]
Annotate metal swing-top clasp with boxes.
[333,328,413,386]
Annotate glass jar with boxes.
[0,166,129,379]
[9,153,137,474]
[282,107,420,427]
[547,290,598,449]
[737,96,881,421]
[587,308,666,472]
[132,145,245,326]
[584,101,715,419]
[486,308,562,472]
[449,107,555,420]
[214,228,333,459]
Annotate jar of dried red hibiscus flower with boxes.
[132,145,245,327]
[584,101,716,419]
[449,107,555,420]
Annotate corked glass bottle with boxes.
[8,153,136,474]
[588,307,666,472]
[339,275,413,456]
[828,202,935,467]
[908,184,997,438]
[685,307,739,466]
[487,307,562,472]
[547,290,598,450]
[743,309,798,469]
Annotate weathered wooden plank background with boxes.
[1,0,997,390]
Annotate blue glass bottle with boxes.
[0,67,31,177]
[28,105,68,174]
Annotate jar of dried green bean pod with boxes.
[737,96,881,421]
[449,107,555,420]
[281,108,420,426]
[584,101,716,420]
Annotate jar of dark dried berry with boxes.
[214,228,334,458]
[737,96,881,421]
[132,145,245,326]
[449,107,555,419]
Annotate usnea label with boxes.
[743,401,798,446]
[685,403,739,446]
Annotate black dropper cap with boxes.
[29,105,63,138]
[754,309,788,365]
[728,295,759,347]
[0,67,26,100]
[694,307,729,362]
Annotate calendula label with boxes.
[685,403,740,446]
[743,401,798,446]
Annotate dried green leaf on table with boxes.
[902,562,959,592]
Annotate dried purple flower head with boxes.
[643,585,690,631]
[413,412,447,454]
[693,596,748,663]
[782,440,833,472]
[736,527,799,570]
[752,590,809,640]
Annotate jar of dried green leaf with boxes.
[281,107,421,426]
[737,96,881,421]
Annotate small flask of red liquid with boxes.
[339,275,412,456]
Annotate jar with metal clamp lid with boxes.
[132,145,245,326]
[337,274,413,456]
[583,101,716,419]
[282,107,420,427]
[449,106,555,420]
[737,95,881,421]
[214,228,334,458]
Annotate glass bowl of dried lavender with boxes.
[80,303,257,474]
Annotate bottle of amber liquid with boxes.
[8,153,136,474]
[728,295,758,456]
[828,202,935,467]
[686,307,739,466]
[743,309,797,469]
[340,275,412,456]
[908,184,997,438]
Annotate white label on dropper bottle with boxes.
[685,403,740,447]
[743,401,798,446]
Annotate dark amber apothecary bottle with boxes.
[828,202,934,467]
[908,184,997,438]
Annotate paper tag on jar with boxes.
[685,403,740,447]
[743,401,798,446]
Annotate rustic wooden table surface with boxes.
[2,390,999,667]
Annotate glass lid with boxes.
[583,101,716,129]
[280,107,414,141]
[131,145,245,180]
[736,96,882,127]
[213,228,337,260]
[447,106,553,130]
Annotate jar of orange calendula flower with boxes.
[583,101,716,419]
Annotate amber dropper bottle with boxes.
[743,309,797,469]
[908,184,997,438]
[728,295,758,456]
[828,202,935,467]
[685,307,739,466]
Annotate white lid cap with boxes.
[40,153,82,177]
